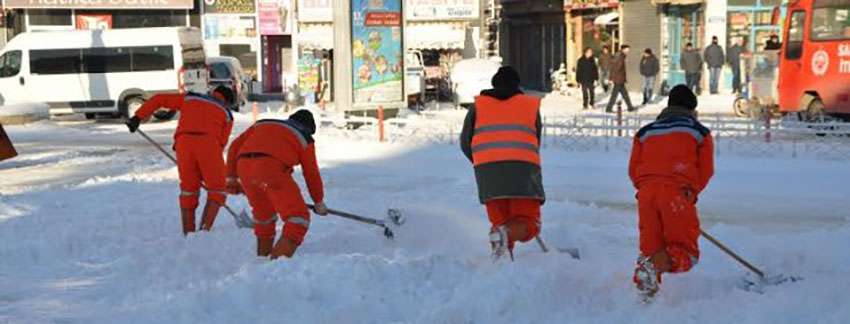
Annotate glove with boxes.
[312,201,329,216]
[126,116,141,133]
[226,177,243,195]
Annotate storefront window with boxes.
[811,2,850,41]
[29,9,72,26]
[108,10,186,28]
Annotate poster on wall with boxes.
[76,14,113,30]
[406,0,478,21]
[351,0,403,104]
[204,0,256,14]
[259,0,292,35]
[298,0,333,22]
[204,15,257,41]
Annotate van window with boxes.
[785,11,806,60]
[0,51,22,78]
[209,62,233,79]
[811,1,850,41]
[131,46,174,71]
[30,49,82,75]
[83,47,132,73]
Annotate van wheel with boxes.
[85,113,96,120]
[153,110,176,121]
[123,96,146,120]
[733,97,748,117]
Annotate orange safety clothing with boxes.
[134,93,234,148]
[134,93,233,212]
[470,95,541,166]
[629,115,714,274]
[227,119,324,244]
[485,198,541,244]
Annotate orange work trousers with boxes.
[637,181,701,273]
[237,156,310,245]
[175,135,227,210]
[485,198,541,243]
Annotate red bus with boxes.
[777,0,850,121]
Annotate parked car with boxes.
[450,58,501,108]
[0,27,207,121]
[207,56,249,108]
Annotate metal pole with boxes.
[701,229,766,278]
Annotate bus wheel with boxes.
[122,96,146,120]
[733,97,749,117]
[153,110,176,121]
[804,98,827,122]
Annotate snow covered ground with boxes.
[1,106,849,323]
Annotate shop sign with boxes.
[4,0,193,9]
[351,0,403,104]
[204,0,255,14]
[258,0,292,35]
[203,14,257,41]
[76,14,112,30]
[564,0,619,10]
[298,0,333,22]
[406,0,479,21]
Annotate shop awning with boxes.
[406,22,466,50]
[298,23,334,49]
[651,0,704,5]
[594,12,619,25]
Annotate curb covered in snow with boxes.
[0,103,49,125]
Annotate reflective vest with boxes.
[471,94,541,166]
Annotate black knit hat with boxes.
[212,85,235,107]
[491,66,521,90]
[668,85,698,110]
[289,109,316,135]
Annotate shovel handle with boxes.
[535,236,550,253]
[701,229,765,278]
[307,204,385,227]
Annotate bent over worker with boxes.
[460,66,545,261]
[628,85,714,298]
[226,110,328,259]
[126,86,236,235]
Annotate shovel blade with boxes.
[738,272,803,293]
[387,209,405,226]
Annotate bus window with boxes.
[810,1,850,41]
[82,47,131,73]
[0,51,21,78]
[131,46,174,72]
[785,11,806,60]
[30,49,82,75]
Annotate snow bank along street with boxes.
[1,107,849,323]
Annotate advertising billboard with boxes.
[351,0,403,104]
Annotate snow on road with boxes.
[1,112,849,323]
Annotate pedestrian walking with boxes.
[605,45,636,112]
[126,86,237,236]
[680,43,703,94]
[629,85,715,300]
[704,36,725,94]
[225,110,329,259]
[639,48,660,105]
[576,47,599,110]
[727,38,745,95]
[460,66,545,261]
[598,45,613,93]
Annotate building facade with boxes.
[499,0,566,91]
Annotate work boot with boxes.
[257,236,274,257]
[489,225,512,262]
[181,208,196,236]
[633,255,661,299]
[199,201,222,231]
[270,237,299,260]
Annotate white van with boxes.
[0,27,207,121]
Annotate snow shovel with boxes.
[535,236,581,260]
[308,204,404,240]
[135,128,254,229]
[701,229,802,292]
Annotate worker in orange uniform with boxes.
[628,85,714,299]
[460,66,545,261]
[126,86,237,236]
[225,110,328,259]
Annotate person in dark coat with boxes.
[460,66,545,261]
[764,34,781,50]
[605,45,636,112]
[639,48,660,105]
[726,37,745,94]
[576,47,599,110]
[598,45,613,93]
[704,36,725,94]
[680,42,703,94]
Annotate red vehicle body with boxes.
[777,0,850,120]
